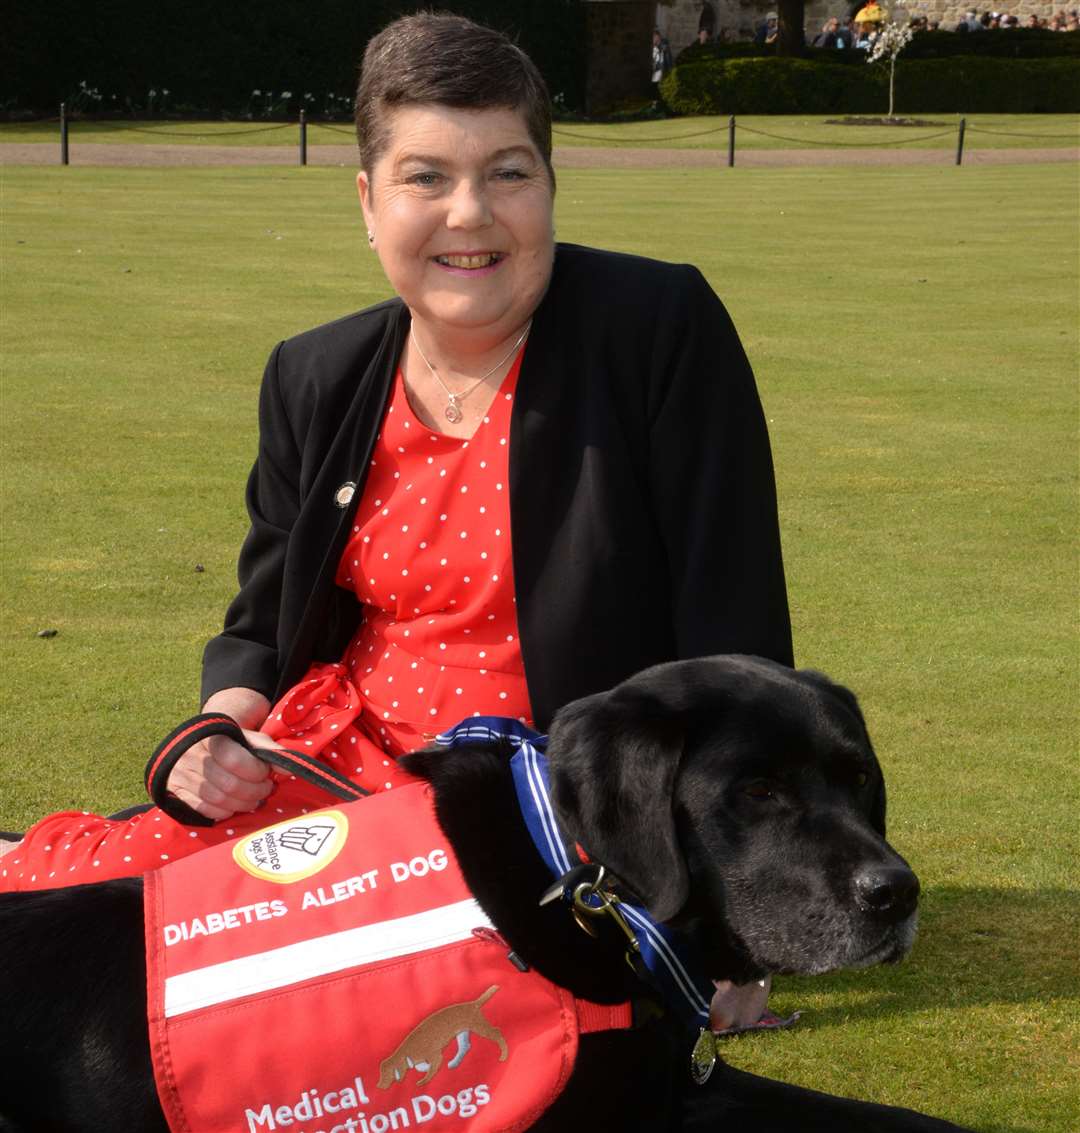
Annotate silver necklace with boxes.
[410,321,531,424]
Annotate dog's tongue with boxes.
[708,978,770,1032]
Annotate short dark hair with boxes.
[355,13,554,185]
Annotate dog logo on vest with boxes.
[377,985,508,1089]
[232,809,350,884]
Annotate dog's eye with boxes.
[854,771,869,788]
[744,782,775,801]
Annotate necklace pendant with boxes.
[444,398,464,425]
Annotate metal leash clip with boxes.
[540,864,644,971]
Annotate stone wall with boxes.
[654,0,1063,49]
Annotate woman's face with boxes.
[357,104,555,345]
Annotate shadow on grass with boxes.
[776,884,1078,1018]
[763,886,1078,1133]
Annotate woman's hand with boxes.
[165,688,277,821]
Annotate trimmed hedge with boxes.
[887,28,1080,60]
[660,56,1080,115]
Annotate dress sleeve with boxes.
[648,266,794,667]
[200,342,302,703]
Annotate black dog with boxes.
[0,657,968,1132]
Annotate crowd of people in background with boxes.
[686,7,1080,48]
[947,8,1078,29]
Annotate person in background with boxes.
[755,12,780,44]
[651,27,673,94]
[1,10,792,1036]
[813,16,851,47]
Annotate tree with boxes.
[868,22,914,118]
[776,0,806,56]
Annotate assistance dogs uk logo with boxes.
[232,809,350,884]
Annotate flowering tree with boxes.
[868,22,915,118]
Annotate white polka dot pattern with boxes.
[266,353,533,778]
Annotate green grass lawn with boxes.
[1,112,1077,150]
[1,163,1077,1131]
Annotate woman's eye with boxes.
[408,172,442,187]
[493,168,527,181]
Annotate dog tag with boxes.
[689,1028,717,1085]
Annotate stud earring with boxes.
[367,230,375,244]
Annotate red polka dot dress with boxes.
[260,350,531,788]
[1,352,531,892]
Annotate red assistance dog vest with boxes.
[145,782,630,1133]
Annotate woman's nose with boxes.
[446,179,492,229]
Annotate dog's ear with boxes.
[801,669,887,837]
[546,684,689,923]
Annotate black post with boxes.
[60,102,69,165]
[728,115,735,168]
[299,110,307,166]
[955,117,966,166]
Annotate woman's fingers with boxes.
[165,734,274,820]
[165,782,239,823]
[208,732,279,784]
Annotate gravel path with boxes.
[2,142,1076,168]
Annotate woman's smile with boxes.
[433,251,506,274]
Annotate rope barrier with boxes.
[37,110,1075,172]
[28,116,1075,146]
[77,121,295,138]
[965,124,1079,139]
[552,123,730,144]
[735,123,957,146]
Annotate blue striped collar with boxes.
[435,715,714,1032]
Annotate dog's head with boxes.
[547,655,918,983]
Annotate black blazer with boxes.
[202,244,793,730]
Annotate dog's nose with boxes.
[854,866,920,921]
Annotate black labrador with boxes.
[0,656,969,1132]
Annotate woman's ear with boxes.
[356,171,375,242]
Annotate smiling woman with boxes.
[1,13,792,1027]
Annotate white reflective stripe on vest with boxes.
[164,896,491,1018]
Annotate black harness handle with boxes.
[144,713,372,827]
